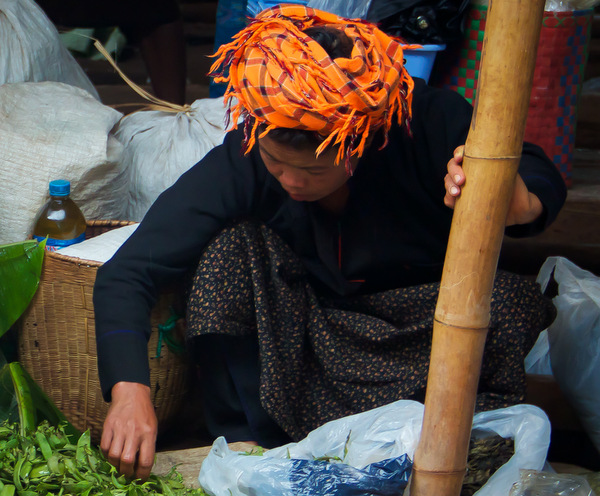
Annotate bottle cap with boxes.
[49,179,70,196]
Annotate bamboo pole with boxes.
[409,1,546,495]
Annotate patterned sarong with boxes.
[186,221,555,441]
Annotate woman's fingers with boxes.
[444,146,466,209]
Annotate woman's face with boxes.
[258,134,357,203]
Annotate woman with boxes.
[93,5,566,480]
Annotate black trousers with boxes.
[191,334,292,448]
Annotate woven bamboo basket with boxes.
[18,220,191,443]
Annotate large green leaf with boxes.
[0,239,45,338]
[0,362,80,440]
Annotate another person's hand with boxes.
[100,381,158,481]
[444,146,543,226]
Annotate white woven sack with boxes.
[115,97,229,221]
[0,81,126,245]
[0,0,99,98]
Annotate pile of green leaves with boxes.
[0,421,207,496]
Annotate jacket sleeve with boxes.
[412,79,567,238]
[93,129,261,401]
[507,141,568,237]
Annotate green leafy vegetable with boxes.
[0,421,207,495]
[242,446,266,457]
[0,240,46,338]
[0,362,80,440]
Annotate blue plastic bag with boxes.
[287,455,411,495]
[199,437,411,496]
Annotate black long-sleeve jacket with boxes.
[93,79,567,400]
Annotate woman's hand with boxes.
[443,147,466,211]
[100,381,158,481]
[444,146,543,226]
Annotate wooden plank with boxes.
[153,442,257,488]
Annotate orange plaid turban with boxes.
[209,4,415,167]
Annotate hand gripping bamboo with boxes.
[408,1,546,495]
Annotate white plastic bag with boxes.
[198,400,550,496]
[536,256,600,453]
[0,0,99,98]
[525,329,553,376]
[306,0,371,18]
[0,82,125,245]
[470,405,551,496]
[545,0,600,12]
[114,97,229,221]
[509,470,595,496]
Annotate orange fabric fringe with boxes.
[209,4,415,165]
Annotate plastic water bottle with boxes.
[32,180,86,251]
